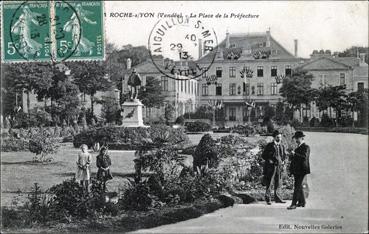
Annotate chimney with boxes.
[126,58,132,70]
[225,30,230,49]
[198,39,203,58]
[215,49,224,60]
[294,39,298,57]
[266,28,271,47]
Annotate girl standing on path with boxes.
[76,144,92,193]
[96,146,113,191]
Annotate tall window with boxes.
[216,67,222,78]
[229,67,236,78]
[161,76,168,91]
[216,83,222,96]
[271,83,278,95]
[229,83,237,95]
[320,74,326,86]
[229,107,236,121]
[285,65,292,76]
[202,84,208,96]
[181,80,184,92]
[339,73,346,86]
[271,66,277,77]
[251,86,255,95]
[185,80,187,93]
[358,82,364,92]
[202,68,207,78]
[257,83,264,96]
[243,83,250,95]
[257,66,264,77]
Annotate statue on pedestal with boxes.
[127,68,142,100]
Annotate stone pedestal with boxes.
[121,99,148,127]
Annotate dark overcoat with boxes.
[289,143,310,175]
[261,142,286,178]
[96,154,113,181]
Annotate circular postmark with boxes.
[8,0,81,62]
[148,17,218,80]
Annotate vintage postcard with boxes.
[1,1,368,233]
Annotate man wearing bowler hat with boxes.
[261,130,287,205]
[287,131,310,210]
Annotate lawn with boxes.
[1,132,264,207]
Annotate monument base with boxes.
[121,99,148,128]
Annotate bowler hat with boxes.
[272,130,281,137]
[292,131,305,139]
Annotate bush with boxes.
[309,117,320,127]
[320,114,335,127]
[186,121,211,132]
[73,125,190,150]
[175,116,185,125]
[29,129,60,162]
[192,134,218,171]
[120,179,153,211]
[1,137,29,152]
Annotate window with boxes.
[358,82,365,92]
[243,83,250,95]
[339,73,345,86]
[229,67,236,78]
[216,83,222,96]
[192,82,194,94]
[257,66,263,77]
[160,76,168,91]
[181,80,184,92]
[243,107,248,121]
[202,68,207,78]
[229,83,236,95]
[285,65,292,76]
[257,83,264,96]
[320,74,326,86]
[229,107,236,121]
[202,84,208,96]
[251,86,255,95]
[271,83,278,95]
[216,67,222,78]
[230,44,236,48]
[184,80,187,93]
[271,66,277,77]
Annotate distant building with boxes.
[196,30,304,126]
[297,51,368,120]
[122,58,198,122]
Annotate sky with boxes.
[104,1,368,58]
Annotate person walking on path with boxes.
[76,144,92,193]
[96,146,113,191]
[287,131,310,210]
[261,130,287,205]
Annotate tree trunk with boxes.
[90,94,94,117]
[27,91,31,120]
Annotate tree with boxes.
[99,96,120,124]
[138,76,165,109]
[336,46,368,64]
[69,61,112,116]
[316,85,348,126]
[347,89,368,127]
[279,69,314,121]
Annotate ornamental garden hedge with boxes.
[73,125,191,150]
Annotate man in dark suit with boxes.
[261,130,287,205]
[287,131,310,210]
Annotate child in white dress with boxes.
[76,144,92,193]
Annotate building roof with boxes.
[297,56,353,71]
[197,31,297,63]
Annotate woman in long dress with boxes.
[76,144,92,193]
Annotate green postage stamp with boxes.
[1,0,105,62]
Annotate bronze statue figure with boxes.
[127,68,142,100]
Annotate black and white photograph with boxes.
[1,1,368,233]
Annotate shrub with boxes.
[1,137,29,152]
[309,117,320,127]
[29,129,60,162]
[175,116,185,125]
[320,114,335,127]
[120,179,153,211]
[186,121,211,132]
[192,134,218,171]
[73,125,190,150]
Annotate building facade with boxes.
[196,30,303,127]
